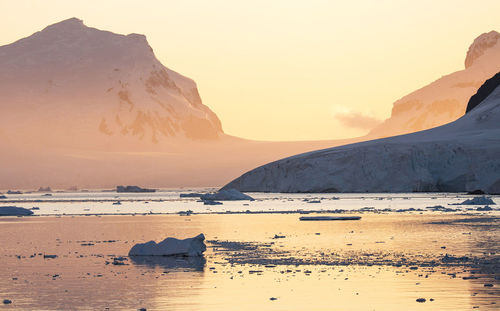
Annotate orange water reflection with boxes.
[0,214,497,310]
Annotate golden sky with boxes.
[1,0,500,141]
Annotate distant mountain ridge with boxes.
[0,18,222,147]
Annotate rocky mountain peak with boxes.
[0,18,224,145]
[465,30,500,68]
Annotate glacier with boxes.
[223,73,500,194]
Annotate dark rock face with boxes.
[116,185,156,193]
[466,72,500,113]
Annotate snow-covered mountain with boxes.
[0,18,223,148]
[367,31,500,139]
[223,72,500,193]
[0,18,343,189]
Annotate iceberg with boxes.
[0,206,34,216]
[129,234,206,257]
[116,185,155,193]
[457,196,495,205]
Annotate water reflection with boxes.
[130,255,206,271]
[0,213,498,310]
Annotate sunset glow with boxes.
[2,0,499,140]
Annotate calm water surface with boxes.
[0,192,498,310]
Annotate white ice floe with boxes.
[180,193,204,198]
[200,189,254,201]
[0,206,34,216]
[129,234,206,257]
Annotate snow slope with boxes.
[223,74,500,193]
[367,31,500,139]
[0,18,222,147]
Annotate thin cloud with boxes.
[334,112,382,131]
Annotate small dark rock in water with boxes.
[430,298,435,301]
[269,297,278,301]
[43,254,58,259]
[112,260,126,266]
[484,284,494,287]
[3,299,12,304]
[468,189,485,195]
[138,308,147,311]
[441,254,469,263]
[416,298,426,303]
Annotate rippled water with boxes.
[0,191,498,310]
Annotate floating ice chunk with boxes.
[476,205,493,211]
[7,190,22,194]
[201,189,254,201]
[203,200,223,205]
[129,234,206,257]
[0,206,34,216]
[180,193,204,198]
[456,196,495,205]
[299,216,361,221]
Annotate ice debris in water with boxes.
[129,234,206,257]
[179,193,204,198]
[200,189,254,201]
[456,196,495,205]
